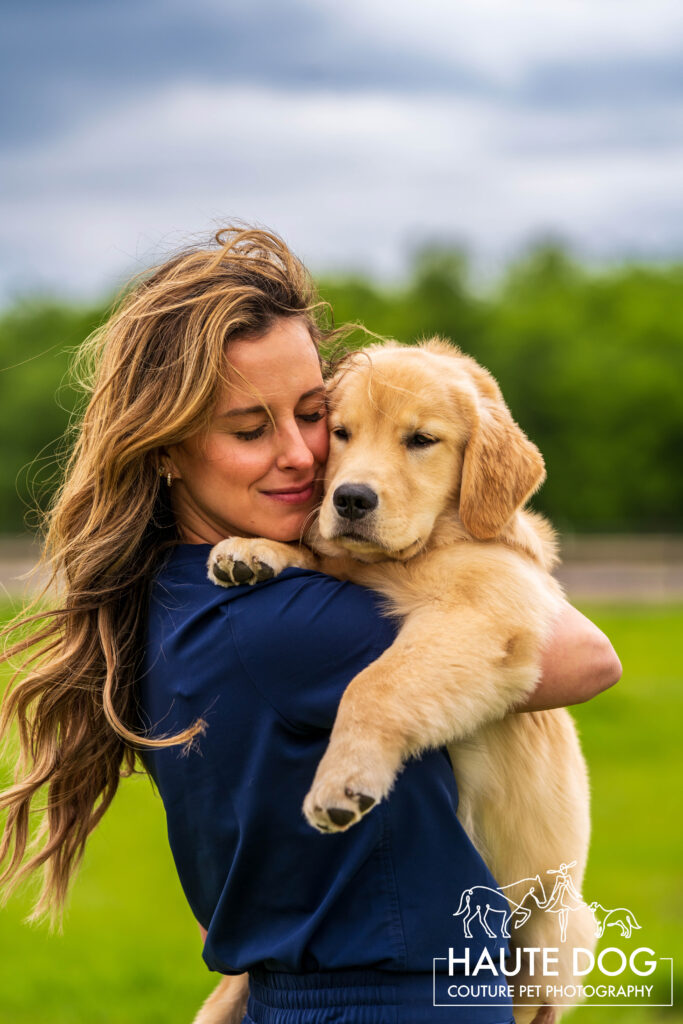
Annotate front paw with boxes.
[303,744,399,833]
[208,538,285,587]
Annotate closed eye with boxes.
[298,411,325,423]
[332,426,350,441]
[234,408,325,441]
[406,432,439,449]
[234,425,267,441]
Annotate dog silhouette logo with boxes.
[588,902,641,939]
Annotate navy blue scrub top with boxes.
[139,544,506,976]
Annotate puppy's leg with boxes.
[192,973,249,1024]
[451,714,591,1021]
[303,606,542,831]
[510,902,596,1024]
[208,538,317,587]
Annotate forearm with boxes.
[518,603,621,712]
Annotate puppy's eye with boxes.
[332,426,350,441]
[406,433,439,449]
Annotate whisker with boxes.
[298,500,323,544]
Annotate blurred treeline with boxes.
[0,244,681,535]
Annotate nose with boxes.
[333,484,378,520]
[276,422,315,471]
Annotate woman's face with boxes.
[167,317,329,545]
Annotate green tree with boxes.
[1,247,682,534]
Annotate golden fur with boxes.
[200,339,594,1024]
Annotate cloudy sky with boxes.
[2,0,682,302]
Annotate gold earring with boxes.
[167,471,172,488]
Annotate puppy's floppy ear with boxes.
[459,389,545,540]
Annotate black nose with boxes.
[333,484,378,520]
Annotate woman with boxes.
[0,227,620,1024]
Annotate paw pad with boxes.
[327,808,356,828]
[209,554,275,587]
[306,789,377,833]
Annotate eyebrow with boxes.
[218,386,326,419]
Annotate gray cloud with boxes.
[4,0,682,150]
[1,0,682,302]
[522,53,683,110]
[2,0,487,147]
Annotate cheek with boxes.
[417,451,459,501]
[199,437,269,490]
[324,440,345,479]
[311,422,330,464]
[220,448,272,487]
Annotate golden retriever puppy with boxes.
[201,339,595,1024]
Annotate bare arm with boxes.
[518,603,621,712]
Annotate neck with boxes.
[427,502,559,571]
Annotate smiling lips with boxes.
[262,480,317,505]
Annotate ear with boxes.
[459,392,545,540]
[159,446,182,483]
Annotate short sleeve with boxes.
[225,569,398,732]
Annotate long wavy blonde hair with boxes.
[0,226,336,924]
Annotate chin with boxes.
[270,517,311,544]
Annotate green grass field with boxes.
[0,602,681,1024]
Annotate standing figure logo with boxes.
[543,862,586,942]
[453,862,641,943]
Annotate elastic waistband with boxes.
[247,967,513,1023]
[250,967,423,1005]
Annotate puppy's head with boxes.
[318,339,544,560]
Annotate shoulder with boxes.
[149,545,395,648]
[229,566,395,650]
[147,546,397,730]
[228,569,398,730]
